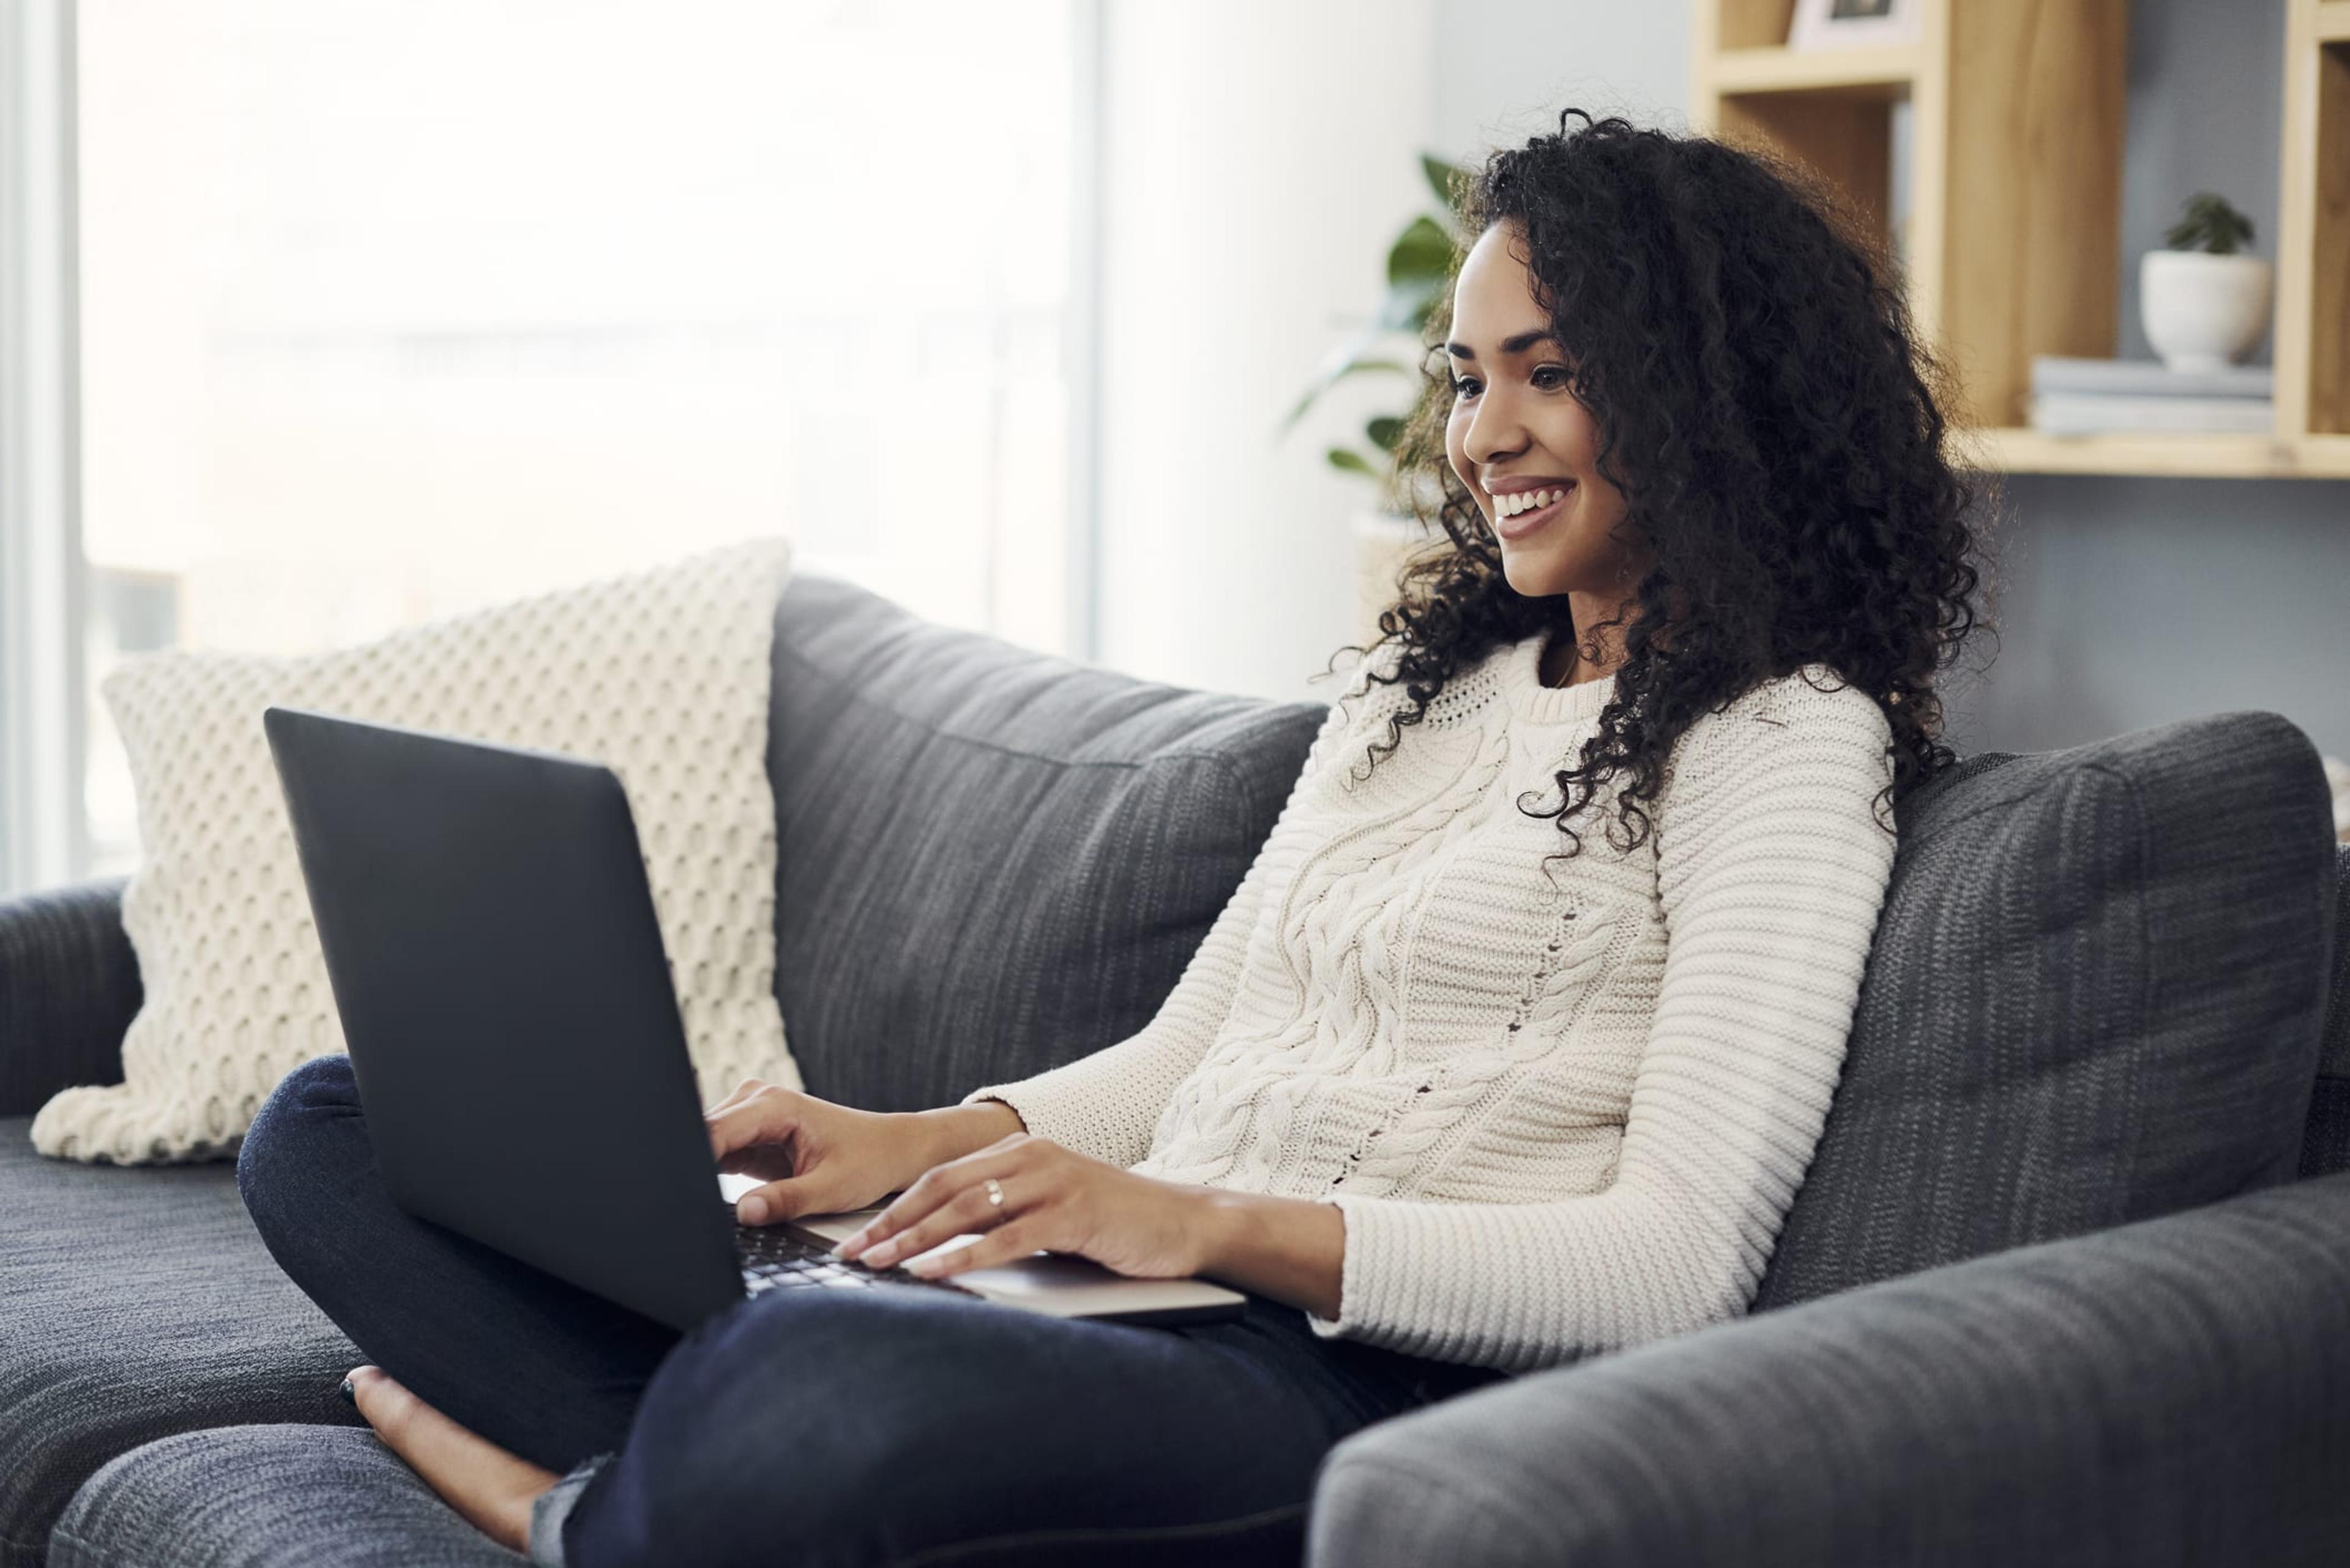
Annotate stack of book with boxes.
[2027,356,2274,436]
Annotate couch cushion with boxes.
[1752,712,2339,1310]
[765,574,1327,1112]
[49,1425,518,1568]
[0,1118,364,1568]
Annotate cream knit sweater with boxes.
[960,628,1899,1375]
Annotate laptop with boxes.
[260,705,1247,1334]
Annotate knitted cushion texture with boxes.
[29,537,801,1165]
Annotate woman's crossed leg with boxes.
[237,1055,1477,1567]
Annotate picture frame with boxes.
[1787,0,1919,51]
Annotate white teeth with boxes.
[1497,487,1567,517]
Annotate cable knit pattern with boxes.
[961,629,1898,1373]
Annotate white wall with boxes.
[1431,0,1690,159]
[1091,0,1439,707]
[1090,0,1692,708]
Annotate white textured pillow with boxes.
[31,537,803,1164]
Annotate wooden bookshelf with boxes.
[2278,0,2350,448]
[1693,0,2350,481]
[1708,44,1919,95]
[1966,428,2350,480]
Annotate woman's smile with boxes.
[1491,482,1576,539]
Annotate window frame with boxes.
[0,0,88,898]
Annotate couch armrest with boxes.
[0,877,140,1116]
[1310,1171,2350,1568]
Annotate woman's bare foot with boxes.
[345,1365,559,1555]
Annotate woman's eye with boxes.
[1452,367,1565,397]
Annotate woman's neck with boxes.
[1537,637,1584,689]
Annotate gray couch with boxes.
[4,573,2344,1568]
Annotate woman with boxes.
[238,110,1986,1567]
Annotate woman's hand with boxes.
[714,1086,1351,1319]
[706,1078,1018,1226]
[834,1132,1217,1282]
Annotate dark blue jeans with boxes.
[236,1056,1506,1568]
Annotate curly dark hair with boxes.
[1345,108,1995,870]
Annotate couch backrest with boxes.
[1752,711,2341,1312]
[763,574,1326,1113]
[2301,845,2350,1176]
[757,578,2350,1277]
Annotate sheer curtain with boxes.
[72,0,1086,876]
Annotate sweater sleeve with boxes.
[956,690,1362,1168]
[1302,670,1899,1374]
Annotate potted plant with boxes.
[1281,154,1472,630]
[2141,192,2273,373]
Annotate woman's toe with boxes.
[344,1366,411,1439]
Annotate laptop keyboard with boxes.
[734,1220,974,1298]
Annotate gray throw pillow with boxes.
[1754,711,2339,1310]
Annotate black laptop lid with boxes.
[263,706,743,1331]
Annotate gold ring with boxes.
[983,1177,1004,1209]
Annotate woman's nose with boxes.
[1464,391,1526,468]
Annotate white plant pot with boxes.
[2140,250,2273,373]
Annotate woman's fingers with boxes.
[702,1077,760,1115]
[856,1177,1024,1269]
[701,1075,773,1124]
[706,1083,800,1165]
[735,1173,830,1226]
[906,1216,1044,1279]
[840,1143,1032,1266]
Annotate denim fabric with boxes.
[239,1056,1506,1568]
[528,1455,609,1566]
[236,1058,680,1470]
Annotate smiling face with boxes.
[1444,221,1646,602]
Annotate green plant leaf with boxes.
[1281,153,1472,438]
[2163,191,2257,255]
[1422,153,1470,219]
[1327,447,1381,477]
[1388,215,1458,288]
[1279,326,1419,432]
[1367,416,1404,452]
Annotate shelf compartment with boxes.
[1935,0,2131,430]
[1707,45,1919,98]
[1714,89,1900,254]
[1716,0,1799,51]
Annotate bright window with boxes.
[76,0,1083,874]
